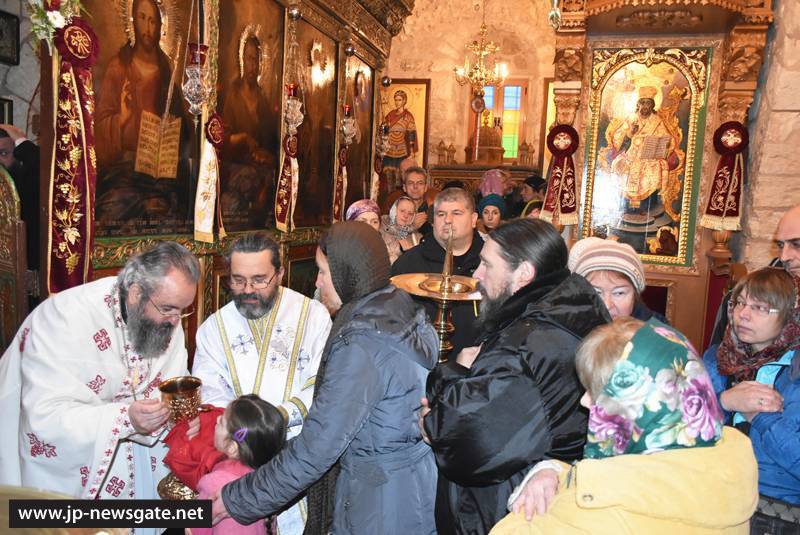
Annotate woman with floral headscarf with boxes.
[703,267,800,533]
[380,196,421,264]
[491,318,758,534]
[345,199,381,231]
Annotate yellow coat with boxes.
[490,427,758,535]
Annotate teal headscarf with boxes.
[584,319,724,459]
[478,193,507,219]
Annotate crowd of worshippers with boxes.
[0,169,798,535]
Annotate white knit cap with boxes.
[568,237,646,292]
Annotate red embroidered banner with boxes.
[47,17,98,294]
[332,147,348,222]
[275,134,299,232]
[701,121,749,231]
[541,124,579,225]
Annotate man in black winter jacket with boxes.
[392,187,483,357]
[421,218,610,535]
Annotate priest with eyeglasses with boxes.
[192,231,331,535]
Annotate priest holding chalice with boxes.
[0,241,199,522]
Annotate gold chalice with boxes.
[157,376,202,500]
[159,376,202,424]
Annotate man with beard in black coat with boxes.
[391,187,483,357]
[420,218,610,535]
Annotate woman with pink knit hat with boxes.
[568,237,667,322]
[478,169,512,198]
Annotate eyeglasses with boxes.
[729,298,780,317]
[148,297,195,319]
[229,270,279,290]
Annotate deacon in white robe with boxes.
[193,287,330,431]
[194,281,330,534]
[193,233,332,534]
[0,276,189,501]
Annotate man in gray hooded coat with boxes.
[212,221,439,534]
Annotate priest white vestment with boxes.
[193,286,330,534]
[193,287,330,431]
[0,277,187,501]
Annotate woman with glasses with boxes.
[703,267,800,533]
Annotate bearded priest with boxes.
[0,242,199,506]
[192,232,331,535]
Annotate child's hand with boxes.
[186,416,201,439]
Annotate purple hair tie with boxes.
[232,428,248,443]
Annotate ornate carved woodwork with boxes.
[0,173,27,352]
[554,48,584,82]
[616,10,703,30]
[429,165,540,194]
[583,0,771,20]
[553,92,581,127]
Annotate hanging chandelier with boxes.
[548,0,562,30]
[453,0,508,97]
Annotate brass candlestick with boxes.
[391,228,480,362]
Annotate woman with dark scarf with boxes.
[381,196,422,264]
[703,267,800,533]
[213,221,439,534]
